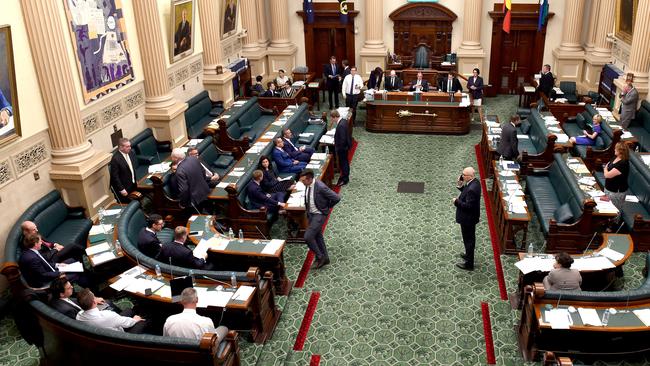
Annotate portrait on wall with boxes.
[63,0,135,104]
[222,0,238,38]
[170,0,194,63]
[616,0,638,44]
[0,25,21,145]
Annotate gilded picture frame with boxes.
[0,25,21,146]
[615,0,638,44]
[170,0,195,63]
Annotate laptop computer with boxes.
[170,275,193,303]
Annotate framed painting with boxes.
[0,25,21,145]
[63,0,135,104]
[170,0,195,63]
[615,0,638,44]
[222,0,238,39]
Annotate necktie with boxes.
[36,251,56,272]
[305,186,311,211]
[123,153,135,183]
[349,77,354,95]
[391,76,395,87]
[448,80,452,92]
[333,65,336,75]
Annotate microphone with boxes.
[169,257,173,280]
[582,231,599,256]
[555,291,563,309]
[254,226,269,241]
[201,275,230,287]
[191,202,202,216]
[615,221,625,234]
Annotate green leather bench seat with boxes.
[117,201,250,282]
[566,112,612,159]
[630,100,650,152]
[622,152,650,230]
[185,91,224,139]
[283,104,326,151]
[131,128,171,165]
[225,97,275,142]
[517,109,550,155]
[526,154,586,235]
[196,136,235,178]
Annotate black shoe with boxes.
[456,262,474,271]
[459,253,467,260]
[311,258,326,269]
[323,257,330,265]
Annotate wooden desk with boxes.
[255,87,308,111]
[395,68,453,89]
[86,204,129,274]
[479,113,500,178]
[186,215,292,295]
[565,156,618,218]
[366,93,470,135]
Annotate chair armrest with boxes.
[136,155,154,165]
[215,145,233,155]
[565,116,577,124]
[156,141,172,152]
[211,100,224,109]
[257,105,274,115]
[66,210,86,219]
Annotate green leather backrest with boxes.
[529,110,548,152]
[629,152,650,208]
[33,200,68,238]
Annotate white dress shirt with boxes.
[342,74,363,97]
[305,181,321,215]
[121,151,135,183]
[163,309,216,340]
[76,307,137,331]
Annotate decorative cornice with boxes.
[12,141,48,177]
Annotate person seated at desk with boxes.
[19,234,85,289]
[137,214,164,259]
[569,114,602,146]
[409,72,429,92]
[157,226,210,270]
[439,73,462,93]
[543,252,582,291]
[21,220,83,263]
[50,277,120,319]
[367,67,383,90]
[384,70,402,91]
[163,287,229,341]
[76,288,149,333]
[251,75,264,95]
[187,146,220,188]
[247,170,287,214]
[262,82,280,97]
[275,69,291,87]
[258,155,295,194]
[282,129,314,162]
[279,83,293,98]
[272,137,307,174]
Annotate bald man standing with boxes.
[453,167,481,270]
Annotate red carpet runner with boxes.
[309,355,321,366]
[481,302,497,364]
[293,291,321,351]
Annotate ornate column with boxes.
[581,0,614,92]
[552,0,586,87]
[456,0,486,83]
[198,0,236,106]
[21,0,112,215]
[256,0,270,48]
[266,0,297,78]
[132,0,187,147]
[584,0,600,52]
[240,0,267,78]
[359,0,388,77]
[615,0,650,102]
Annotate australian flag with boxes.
[304,0,314,24]
[338,0,348,24]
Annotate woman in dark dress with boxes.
[367,67,383,90]
[604,142,630,224]
[258,155,295,193]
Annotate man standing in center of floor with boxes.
[332,109,352,186]
[453,167,481,271]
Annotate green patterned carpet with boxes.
[2,95,649,365]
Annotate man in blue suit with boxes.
[282,129,314,162]
[19,234,85,288]
[272,138,307,174]
[247,170,286,214]
[333,110,352,186]
[323,56,341,109]
[157,226,210,270]
[453,167,481,271]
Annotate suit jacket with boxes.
[384,75,403,91]
[334,118,352,151]
[282,137,303,159]
[467,76,484,99]
[439,78,462,93]
[272,147,304,173]
[455,179,481,225]
[543,268,582,290]
[247,181,279,210]
[19,249,60,288]
[51,298,82,319]
[176,157,210,208]
[174,20,191,54]
[157,241,206,269]
[137,228,161,259]
[308,180,341,215]
[262,89,280,97]
[620,87,639,129]
[251,83,265,95]
[368,72,382,90]
[496,122,519,160]
[341,67,351,80]
[261,168,279,192]
[409,79,429,92]
[323,63,341,90]
[110,150,137,194]
[538,72,554,97]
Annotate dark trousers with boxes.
[345,94,359,110]
[305,213,328,260]
[50,243,85,263]
[460,223,476,267]
[337,149,350,183]
[328,88,339,109]
[121,308,150,334]
[290,147,314,162]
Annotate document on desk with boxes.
[555,134,569,143]
[262,239,284,255]
[272,120,286,126]
[233,286,255,301]
[89,224,114,235]
[110,275,137,291]
[626,195,640,203]
[188,139,203,145]
[578,177,596,186]
[217,182,231,188]
[486,121,500,127]
[203,291,234,308]
[517,134,530,139]
[632,309,650,326]
[498,170,515,177]
[577,308,603,326]
[597,247,625,262]
[320,135,334,144]
[545,308,572,329]
[230,171,245,177]
[57,261,84,273]
[206,236,229,251]
[86,242,111,256]
[515,256,554,274]
[306,163,321,169]
[509,203,528,214]
[103,208,122,216]
[148,163,171,174]
[125,278,164,294]
[92,251,116,265]
[571,256,616,271]
[311,153,327,160]
[155,285,172,299]
[263,131,277,139]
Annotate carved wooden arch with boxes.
[389,3,457,62]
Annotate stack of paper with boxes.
[597,247,624,262]
[306,163,321,169]
[233,286,255,301]
[92,251,116,265]
[199,290,234,308]
[595,198,619,214]
[86,242,111,256]
[148,162,171,174]
[320,135,334,144]
[514,256,555,274]
[577,308,603,326]
[633,309,650,326]
[262,239,284,255]
[90,224,114,235]
[621,131,634,139]
[299,132,314,137]
[103,208,122,216]
[626,195,640,203]
[57,261,84,273]
[545,308,572,329]
[571,256,616,271]
[555,134,569,143]
[188,139,203,145]
[311,153,327,160]
[272,120,286,126]
[262,131,277,139]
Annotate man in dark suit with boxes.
[21,221,84,262]
[300,170,341,269]
[110,138,137,203]
[340,59,351,80]
[333,110,352,186]
[538,64,554,97]
[19,234,86,288]
[282,129,314,162]
[247,170,286,214]
[409,72,429,92]
[272,138,307,174]
[262,82,281,97]
[496,116,521,161]
[384,70,403,91]
[157,226,209,270]
[323,56,341,109]
[453,167,481,270]
[49,277,120,319]
[172,148,211,212]
[620,81,639,129]
[187,147,220,188]
[439,73,462,93]
[174,8,191,54]
[251,75,265,95]
[137,214,164,259]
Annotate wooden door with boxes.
[497,31,517,94]
[312,28,348,78]
[497,31,537,94]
